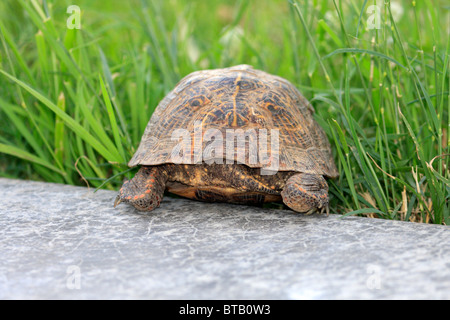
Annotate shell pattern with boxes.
[129,65,338,178]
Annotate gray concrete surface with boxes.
[0,178,448,299]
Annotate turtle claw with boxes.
[316,204,329,216]
[114,195,122,208]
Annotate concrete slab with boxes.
[0,178,448,299]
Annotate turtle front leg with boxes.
[281,173,329,214]
[114,166,168,211]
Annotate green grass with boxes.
[0,0,448,224]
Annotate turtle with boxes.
[114,65,338,214]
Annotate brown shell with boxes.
[129,65,338,178]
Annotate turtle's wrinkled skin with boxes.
[115,65,338,214]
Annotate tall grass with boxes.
[0,0,448,223]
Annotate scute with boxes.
[128,65,338,178]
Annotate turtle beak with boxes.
[114,195,122,208]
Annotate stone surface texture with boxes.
[0,178,448,299]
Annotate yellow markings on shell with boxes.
[231,73,242,127]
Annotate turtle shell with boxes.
[128,65,338,178]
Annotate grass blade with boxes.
[322,48,408,70]
[99,75,126,163]
[0,69,120,163]
[0,143,64,175]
